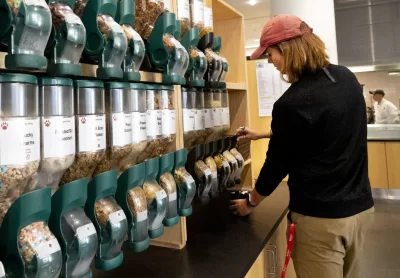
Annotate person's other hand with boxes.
[236,127,261,141]
[230,199,253,216]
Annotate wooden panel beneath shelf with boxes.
[385,142,400,189]
[368,142,388,189]
[228,90,248,135]
[214,17,247,84]
[226,82,247,90]
[213,0,243,21]
[151,217,187,250]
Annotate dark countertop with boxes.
[92,184,290,278]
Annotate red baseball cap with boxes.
[250,14,313,60]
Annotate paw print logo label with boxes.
[81,118,86,124]
[44,120,51,127]
[113,115,118,121]
[1,122,8,130]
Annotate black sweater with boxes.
[255,64,374,218]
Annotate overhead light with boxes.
[388,71,400,76]
[248,0,257,5]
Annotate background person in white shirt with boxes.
[370,89,400,124]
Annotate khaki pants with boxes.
[289,207,375,278]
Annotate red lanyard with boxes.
[281,223,296,278]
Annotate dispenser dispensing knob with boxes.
[0,261,5,277]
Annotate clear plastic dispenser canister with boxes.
[177,0,190,36]
[36,77,75,194]
[204,142,218,198]
[143,157,167,239]
[85,169,128,271]
[159,85,176,155]
[93,82,132,177]
[182,87,197,150]
[118,83,148,174]
[173,148,195,216]
[213,139,230,193]
[159,152,179,227]
[60,80,106,185]
[0,188,62,278]
[1,0,52,70]
[230,136,244,185]
[212,88,223,141]
[47,0,86,76]
[0,74,40,225]
[221,88,230,138]
[223,137,238,189]
[194,88,206,144]
[192,144,212,202]
[49,179,98,278]
[116,163,150,252]
[203,88,214,143]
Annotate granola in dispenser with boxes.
[74,0,88,18]
[95,197,126,227]
[143,179,167,231]
[127,186,148,217]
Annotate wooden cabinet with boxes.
[367,142,388,189]
[245,215,297,278]
[385,142,400,189]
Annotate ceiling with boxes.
[224,0,270,55]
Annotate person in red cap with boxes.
[230,15,374,278]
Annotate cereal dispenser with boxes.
[182,27,207,88]
[143,157,167,239]
[198,32,222,89]
[229,136,244,185]
[60,80,106,186]
[222,137,238,189]
[115,0,145,82]
[173,148,195,216]
[158,152,179,227]
[46,0,86,76]
[220,88,230,138]
[213,36,229,89]
[187,144,212,203]
[36,77,75,194]
[49,179,98,278]
[0,74,41,225]
[182,87,197,150]
[80,0,127,79]
[118,83,148,174]
[204,142,218,198]
[213,139,230,193]
[0,188,63,278]
[85,170,128,270]
[115,163,150,252]
[174,20,190,85]
[0,0,52,70]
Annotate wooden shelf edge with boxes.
[244,159,252,166]
[226,82,247,91]
[150,239,186,250]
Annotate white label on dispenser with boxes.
[132,112,147,142]
[0,117,40,165]
[183,109,195,132]
[194,109,204,131]
[35,238,61,259]
[112,112,132,146]
[222,108,230,125]
[204,168,212,177]
[178,0,190,19]
[146,110,162,137]
[187,175,195,184]
[78,115,106,152]
[191,0,204,24]
[42,116,75,158]
[169,192,177,202]
[156,190,167,200]
[213,108,222,127]
[136,210,148,222]
[204,7,213,29]
[212,171,218,180]
[76,223,97,240]
[204,108,213,128]
[161,109,176,135]
[109,209,127,225]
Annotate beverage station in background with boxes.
[0,0,246,277]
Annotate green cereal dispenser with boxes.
[213,36,229,89]
[198,31,222,89]
[173,148,195,216]
[158,152,179,227]
[143,157,167,239]
[49,179,98,278]
[115,0,145,82]
[85,170,128,271]
[46,0,86,76]
[115,162,150,252]
[80,0,127,79]
[146,13,189,85]
[182,27,207,88]
[0,188,63,278]
[0,0,52,69]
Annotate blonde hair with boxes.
[274,22,329,83]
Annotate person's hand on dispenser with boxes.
[236,127,272,141]
[230,199,253,216]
